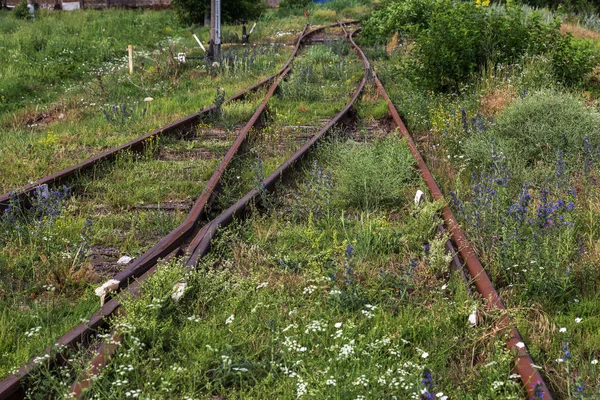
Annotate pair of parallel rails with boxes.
[0,23,551,400]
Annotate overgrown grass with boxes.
[28,135,525,398]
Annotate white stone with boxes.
[117,255,133,265]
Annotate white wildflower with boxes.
[225,314,235,325]
[296,378,307,398]
[303,285,317,295]
[352,375,368,387]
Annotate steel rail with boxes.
[67,22,367,398]
[0,23,355,400]
[185,26,370,271]
[0,22,358,213]
[0,75,273,213]
[349,29,552,399]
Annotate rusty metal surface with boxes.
[350,29,553,400]
[185,24,370,268]
[71,22,360,398]
[0,23,357,400]
[0,77,273,213]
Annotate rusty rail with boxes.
[0,22,358,400]
[349,29,552,400]
[69,23,366,399]
[0,23,359,213]
[0,76,270,213]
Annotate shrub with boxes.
[363,0,595,91]
[13,0,32,20]
[551,35,596,86]
[464,89,600,169]
[416,2,566,91]
[361,0,435,44]
[326,135,416,210]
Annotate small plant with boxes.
[13,0,32,20]
[213,86,226,121]
[101,103,147,126]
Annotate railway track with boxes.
[0,22,359,399]
[0,24,553,399]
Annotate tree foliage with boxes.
[362,0,596,91]
[171,0,265,26]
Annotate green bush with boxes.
[551,35,597,86]
[363,0,596,91]
[416,2,566,91]
[361,0,435,44]
[326,135,416,210]
[13,0,32,20]
[464,89,600,168]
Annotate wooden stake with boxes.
[128,45,133,74]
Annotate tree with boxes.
[171,0,265,26]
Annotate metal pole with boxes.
[215,0,221,57]
[208,0,215,60]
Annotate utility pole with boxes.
[208,0,221,60]
[215,0,221,56]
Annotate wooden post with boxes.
[128,45,133,75]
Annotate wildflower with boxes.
[305,320,326,334]
[334,322,342,328]
[296,379,308,398]
[25,326,42,338]
[361,309,375,319]
[533,382,545,399]
[326,377,336,386]
[421,352,429,359]
[302,285,317,295]
[352,375,368,387]
[225,314,235,325]
[338,341,355,360]
[563,343,571,358]
[575,318,582,324]
[591,359,598,365]
[559,327,567,333]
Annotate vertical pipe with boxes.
[209,0,216,58]
[128,45,133,74]
[215,0,221,57]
